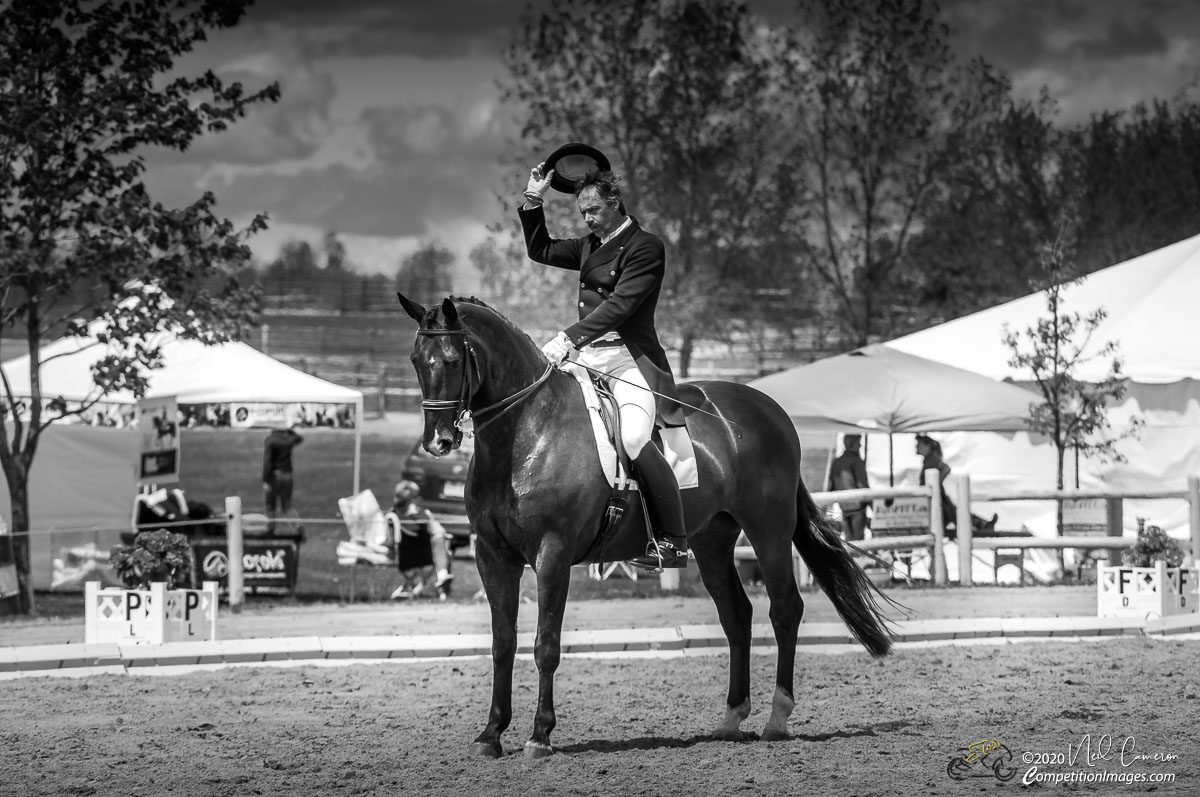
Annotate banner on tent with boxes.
[227,402,354,429]
[137,395,179,485]
[231,402,291,428]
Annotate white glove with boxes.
[541,331,573,364]
[526,162,554,199]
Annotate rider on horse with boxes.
[520,162,688,569]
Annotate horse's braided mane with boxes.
[448,295,539,351]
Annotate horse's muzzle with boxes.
[424,423,461,457]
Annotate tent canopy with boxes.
[748,344,1038,434]
[877,235,1200,545]
[1,327,365,492]
[888,233,1200,384]
[1,330,360,405]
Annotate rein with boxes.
[417,327,553,436]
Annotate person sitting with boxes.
[388,480,454,600]
[915,434,997,539]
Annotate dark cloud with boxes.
[943,0,1088,70]
[958,7,1051,70]
[150,54,337,167]
[201,159,509,239]
[246,0,530,58]
[361,103,506,164]
[1070,17,1169,59]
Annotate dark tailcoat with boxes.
[519,205,685,427]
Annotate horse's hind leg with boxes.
[691,514,753,740]
[745,510,804,741]
[469,538,526,758]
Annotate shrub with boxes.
[110,529,194,589]
[1121,525,1185,568]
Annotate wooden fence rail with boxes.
[808,472,1200,588]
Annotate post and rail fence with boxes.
[8,471,1200,604]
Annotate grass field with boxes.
[129,420,833,607]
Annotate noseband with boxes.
[416,327,554,436]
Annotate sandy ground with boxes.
[1,585,1101,648]
[3,637,1196,795]
[3,585,1198,795]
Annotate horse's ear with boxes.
[441,297,460,329]
[397,291,426,323]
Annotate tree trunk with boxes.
[678,329,695,380]
[1055,443,1066,577]
[7,478,35,615]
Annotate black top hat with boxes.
[543,143,611,194]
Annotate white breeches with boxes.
[575,342,654,457]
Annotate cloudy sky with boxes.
[142,0,1200,277]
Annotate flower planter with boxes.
[1096,563,1200,620]
[85,581,219,645]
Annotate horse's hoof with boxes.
[523,741,554,759]
[712,728,746,742]
[761,728,791,742]
[469,741,503,759]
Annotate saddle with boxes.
[563,365,697,564]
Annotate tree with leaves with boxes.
[907,90,1200,328]
[469,235,574,334]
[396,242,456,301]
[0,0,278,613]
[500,0,805,375]
[1002,226,1142,539]
[783,0,1011,346]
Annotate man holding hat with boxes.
[518,149,688,570]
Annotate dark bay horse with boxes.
[397,293,894,758]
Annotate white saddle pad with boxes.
[563,364,699,490]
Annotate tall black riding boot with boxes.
[627,444,689,570]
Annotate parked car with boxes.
[400,436,474,554]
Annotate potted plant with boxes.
[110,528,194,589]
[1120,524,1185,568]
[1097,524,1198,620]
[85,530,217,645]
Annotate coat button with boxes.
[579,302,584,307]
[610,270,616,275]
[580,282,585,287]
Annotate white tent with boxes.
[0,424,138,589]
[749,344,1037,435]
[880,233,1200,546]
[888,232,1200,389]
[1,328,365,492]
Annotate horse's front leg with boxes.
[525,535,573,759]
[469,537,525,759]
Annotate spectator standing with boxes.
[262,414,303,533]
[828,434,870,541]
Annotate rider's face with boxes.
[576,187,623,238]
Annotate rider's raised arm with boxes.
[519,204,585,272]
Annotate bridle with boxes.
[416,327,554,436]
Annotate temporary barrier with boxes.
[84,580,219,645]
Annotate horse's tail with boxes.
[792,479,897,658]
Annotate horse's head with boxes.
[397,292,477,457]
